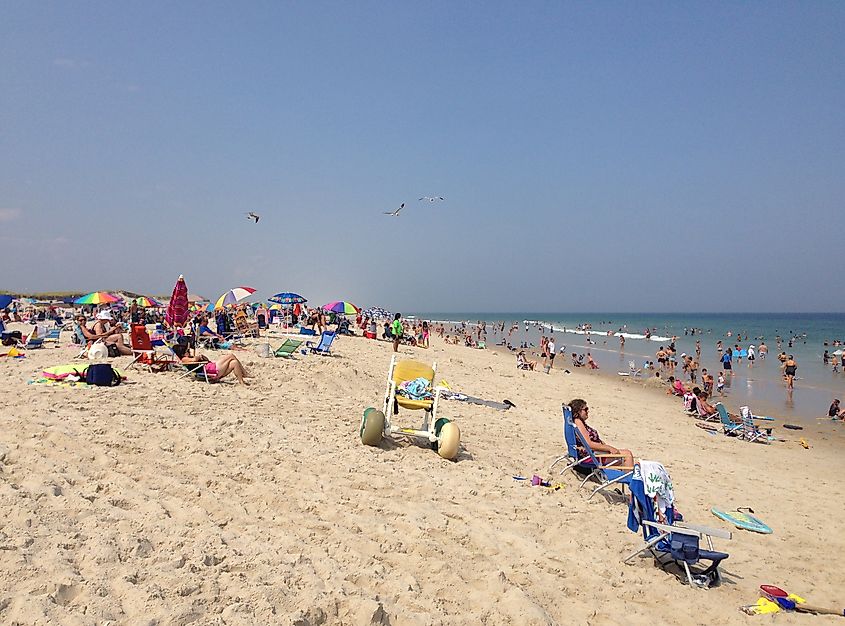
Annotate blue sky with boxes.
[1,2,843,312]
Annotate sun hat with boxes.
[96,310,113,320]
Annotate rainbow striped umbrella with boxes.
[135,296,163,308]
[75,291,121,305]
[323,301,360,315]
[214,286,256,310]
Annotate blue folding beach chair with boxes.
[555,405,634,500]
[549,404,591,475]
[21,327,44,350]
[306,330,336,355]
[716,403,742,437]
[624,464,731,588]
[43,327,61,343]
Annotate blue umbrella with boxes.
[269,292,307,305]
[0,294,13,309]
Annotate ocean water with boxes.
[414,312,845,421]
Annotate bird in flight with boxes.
[419,196,445,202]
[383,203,405,217]
[246,212,260,223]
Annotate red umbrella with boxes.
[165,275,189,328]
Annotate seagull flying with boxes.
[383,203,405,217]
[418,196,445,202]
[246,212,260,223]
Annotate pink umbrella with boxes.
[165,275,189,328]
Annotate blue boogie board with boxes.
[711,508,773,534]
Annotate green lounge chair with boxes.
[274,338,304,358]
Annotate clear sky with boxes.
[2,2,843,312]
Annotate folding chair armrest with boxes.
[643,520,732,541]
[673,522,732,540]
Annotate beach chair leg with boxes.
[578,470,598,491]
[587,471,631,500]
[549,455,570,472]
[623,533,667,564]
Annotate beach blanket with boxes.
[397,377,433,400]
[30,364,127,386]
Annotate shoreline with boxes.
[424,316,845,423]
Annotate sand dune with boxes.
[1,327,843,624]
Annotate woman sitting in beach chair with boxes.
[517,350,536,370]
[570,398,635,469]
[77,313,133,356]
[171,343,252,385]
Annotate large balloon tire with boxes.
[360,408,384,446]
[435,420,460,460]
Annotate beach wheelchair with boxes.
[360,355,461,460]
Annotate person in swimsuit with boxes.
[721,349,733,374]
[569,398,634,468]
[784,355,797,390]
[86,311,133,356]
[172,343,252,385]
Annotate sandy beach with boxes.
[1,325,844,625]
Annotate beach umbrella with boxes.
[363,306,391,320]
[323,301,360,315]
[75,291,121,305]
[269,292,307,305]
[165,275,189,328]
[0,294,13,309]
[135,296,163,308]
[214,286,256,310]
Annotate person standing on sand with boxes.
[391,313,403,353]
[548,337,556,371]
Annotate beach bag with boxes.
[255,343,271,358]
[85,363,121,386]
[88,342,109,360]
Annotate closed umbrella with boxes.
[165,275,189,328]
